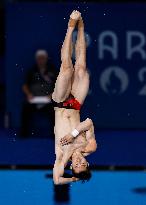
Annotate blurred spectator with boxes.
[20,50,57,137]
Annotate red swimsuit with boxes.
[63,97,81,110]
[52,95,81,111]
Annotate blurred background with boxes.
[0,0,146,205]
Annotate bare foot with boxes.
[70,10,81,21]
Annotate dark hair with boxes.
[72,166,91,183]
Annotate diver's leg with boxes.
[71,17,89,104]
[52,11,81,103]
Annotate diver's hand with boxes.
[72,177,79,182]
[60,134,74,146]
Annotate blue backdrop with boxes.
[6,3,146,129]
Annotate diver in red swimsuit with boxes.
[52,11,97,185]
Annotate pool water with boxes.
[0,170,146,205]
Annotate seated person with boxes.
[20,49,57,137]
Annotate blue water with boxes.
[0,170,146,205]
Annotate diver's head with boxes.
[71,152,91,182]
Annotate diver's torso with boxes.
[54,107,86,157]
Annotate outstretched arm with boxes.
[53,146,79,185]
[53,160,78,185]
